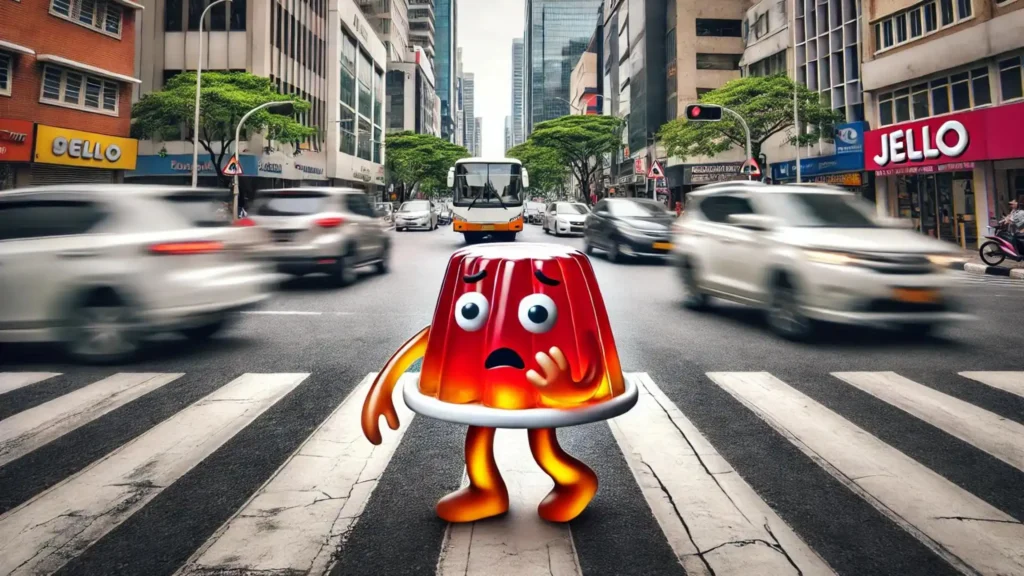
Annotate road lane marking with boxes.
[0,373,61,395]
[436,430,581,576]
[609,373,835,576]
[0,372,308,576]
[177,373,414,576]
[959,372,1024,399]
[834,372,1024,473]
[0,373,183,468]
[240,310,323,316]
[710,372,1024,576]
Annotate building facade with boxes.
[1,0,143,188]
[455,46,464,147]
[386,47,438,136]
[511,38,526,146]
[524,0,604,134]
[434,0,456,141]
[473,116,482,157]
[129,0,386,196]
[861,0,1024,249]
[505,115,513,152]
[407,0,434,62]
[358,0,410,63]
[463,72,476,155]
[570,51,600,114]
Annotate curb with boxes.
[958,262,1024,279]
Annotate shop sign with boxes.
[683,162,744,185]
[295,162,324,176]
[865,102,1024,173]
[771,153,862,181]
[810,172,863,186]
[126,153,258,177]
[834,121,866,155]
[258,161,284,175]
[34,125,138,170]
[0,119,34,162]
[875,161,976,177]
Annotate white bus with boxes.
[446,157,529,243]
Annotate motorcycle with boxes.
[978,222,1023,266]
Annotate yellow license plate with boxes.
[653,242,673,250]
[893,288,940,303]
[481,225,495,231]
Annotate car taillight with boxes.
[150,241,224,255]
[234,217,256,227]
[316,217,345,228]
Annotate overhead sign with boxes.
[223,155,243,176]
[0,119,34,162]
[34,125,138,170]
[647,160,665,179]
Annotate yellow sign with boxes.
[34,125,138,170]
[811,172,863,187]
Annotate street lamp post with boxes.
[191,0,232,188]
[232,100,294,218]
[720,106,753,181]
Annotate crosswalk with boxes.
[952,271,1024,288]
[0,369,1021,576]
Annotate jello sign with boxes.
[871,120,968,167]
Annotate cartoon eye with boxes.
[454,292,490,332]
[518,294,558,334]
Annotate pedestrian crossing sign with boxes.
[223,155,243,176]
[647,160,665,180]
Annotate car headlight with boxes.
[804,249,856,266]
[927,254,964,267]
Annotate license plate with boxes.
[481,225,495,231]
[653,242,673,250]
[893,288,940,303]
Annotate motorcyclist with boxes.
[999,199,1024,253]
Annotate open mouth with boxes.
[485,348,525,370]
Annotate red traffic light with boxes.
[689,106,701,118]
[685,104,723,122]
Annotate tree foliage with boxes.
[506,141,569,196]
[131,72,315,183]
[384,132,469,202]
[527,115,622,205]
[658,75,845,164]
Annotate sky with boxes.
[458,0,525,157]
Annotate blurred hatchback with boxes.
[0,185,279,363]
[249,188,391,284]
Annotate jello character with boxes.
[361,243,637,523]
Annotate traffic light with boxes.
[685,104,723,122]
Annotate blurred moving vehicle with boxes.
[524,201,545,224]
[0,185,278,363]
[583,198,674,261]
[438,205,453,226]
[447,158,527,243]
[250,188,390,285]
[978,222,1024,266]
[543,202,589,236]
[395,200,438,231]
[375,202,394,224]
[672,182,968,339]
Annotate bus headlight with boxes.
[453,214,467,222]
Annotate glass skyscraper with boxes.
[435,0,457,141]
[524,0,603,134]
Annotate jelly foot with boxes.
[436,425,509,523]
[529,427,598,522]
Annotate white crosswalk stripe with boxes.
[0,369,1021,576]
[952,271,1024,288]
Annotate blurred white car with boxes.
[671,182,969,339]
[394,200,438,231]
[0,185,279,363]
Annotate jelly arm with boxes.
[529,331,605,406]
[361,326,430,445]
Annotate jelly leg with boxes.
[529,427,598,522]
[436,426,509,523]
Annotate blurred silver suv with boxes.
[0,185,278,363]
[250,188,390,285]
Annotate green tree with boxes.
[506,141,569,197]
[385,132,469,203]
[527,115,622,205]
[131,72,315,184]
[657,75,845,165]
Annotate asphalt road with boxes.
[1,223,1023,576]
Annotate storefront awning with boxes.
[36,54,142,84]
[0,40,35,56]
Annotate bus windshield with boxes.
[453,163,524,208]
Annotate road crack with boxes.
[935,516,1024,525]
[640,460,716,576]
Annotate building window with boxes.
[752,13,768,39]
[165,0,183,31]
[940,0,954,25]
[972,67,991,105]
[878,66,995,126]
[873,0,972,54]
[357,51,372,119]
[931,78,951,114]
[696,53,741,71]
[39,65,119,114]
[373,68,384,127]
[910,9,923,37]
[50,0,123,37]
[1001,57,1023,101]
[924,2,937,31]
[230,0,246,30]
[697,19,743,38]
[748,51,787,77]
[357,117,372,161]
[0,53,11,96]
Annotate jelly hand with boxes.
[526,336,604,406]
[361,326,429,445]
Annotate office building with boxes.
[435,0,456,141]
[473,116,482,157]
[407,0,435,62]
[386,47,439,136]
[0,0,142,188]
[463,72,476,154]
[130,0,386,195]
[511,38,526,146]
[455,46,464,146]
[505,115,513,152]
[358,0,410,62]
[524,0,604,134]
[861,0,1024,249]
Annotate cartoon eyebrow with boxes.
[535,270,560,286]
[464,270,487,283]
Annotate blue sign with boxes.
[127,153,258,178]
[771,122,867,181]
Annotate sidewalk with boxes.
[949,250,1024,279]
